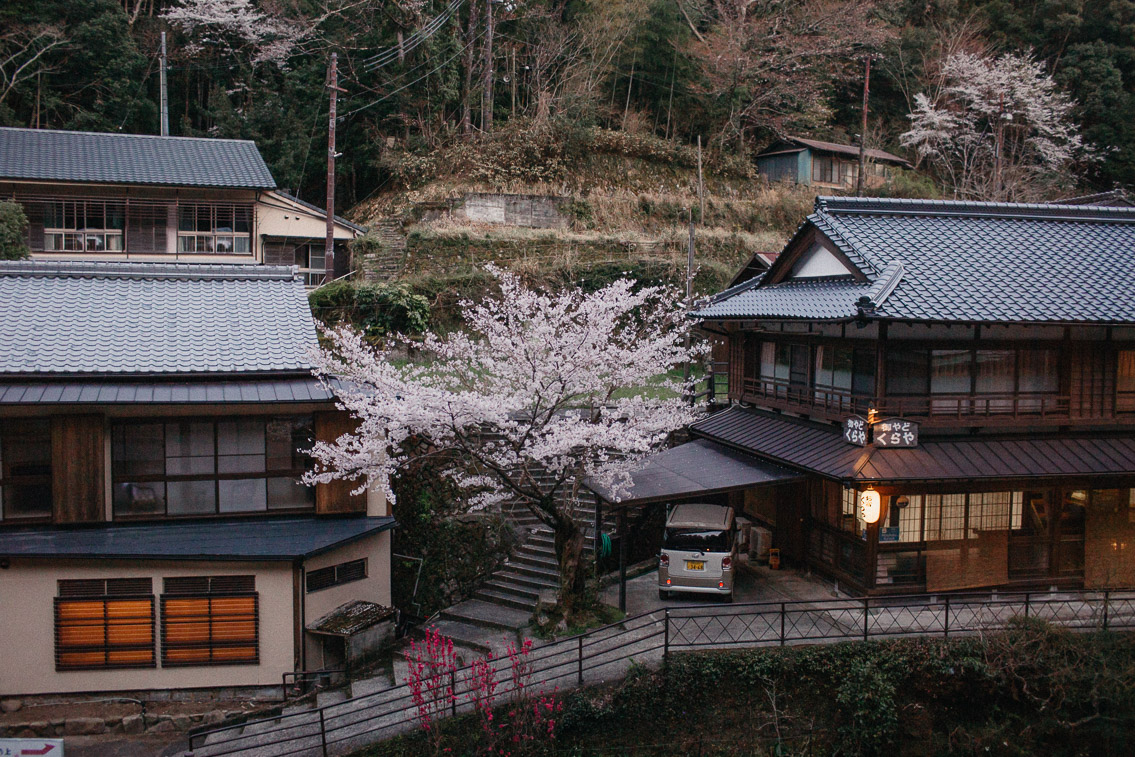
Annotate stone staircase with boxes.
[435,496,598,648]
[359,220,406,281]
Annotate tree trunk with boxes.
[553,515,587,615]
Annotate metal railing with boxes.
[187,588,1135,756]
[283,668,347,702]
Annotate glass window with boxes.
[1,420,53,520]
[42,200,126,254]
[176,205,252,255]
[886,495,923,543]
[976,350,1015,394]
[886,349,929,395]
[930,350,970,394]
[925,494,966,541]
[111,417,314,518]
[1118,351,1135,412]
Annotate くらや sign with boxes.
[873,418,918,448]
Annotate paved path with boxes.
[184,579,1135,757]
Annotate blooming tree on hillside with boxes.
[307,266,701,612]
[164,0,308,65]
[901,51,1090,201]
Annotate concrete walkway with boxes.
[184,579,1135,757]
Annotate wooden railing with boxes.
[741,377,1074,425]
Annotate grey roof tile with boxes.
[694,196,1135,324]
[0,127,275,188]
[0,261,317,375]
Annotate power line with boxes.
[363,0,465,70]
[339,30,485,120]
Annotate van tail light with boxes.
[722,556,733,571]
[659,553,670,568]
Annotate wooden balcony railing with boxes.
[741,377,1074,424]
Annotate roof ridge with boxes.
[0,125,257,145]
[816,195,1135,222]
[0,260,299,282]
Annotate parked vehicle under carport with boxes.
[657,503,737,602]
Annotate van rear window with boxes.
[664,528,732,552]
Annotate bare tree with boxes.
[0,25,66,109]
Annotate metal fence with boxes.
[187,589,1135,757]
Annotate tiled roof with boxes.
[691,406,1135,482]
[693,196,1135,324]
[0,127,275,188]
[0,516,396,560]
[0,261,317,375]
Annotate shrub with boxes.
[0,201,30,260]
[308,280,430,337]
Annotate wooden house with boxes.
[0,127,363,285]
[0,261,392,697]
[755,136,911,190]
[593,197,1135,597]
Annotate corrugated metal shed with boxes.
[0,127,276,188]
[0,516,396,560]
[0,261,317,375]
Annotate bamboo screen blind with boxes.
[55,579,155,670]
[161,576,259,667]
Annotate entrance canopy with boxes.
[584,438,804,506]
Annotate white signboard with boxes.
[843,415,869,446]
[0,740,64,757]
[873,418,919,448]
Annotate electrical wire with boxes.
[339,29,485,120]
[362,0,465,70]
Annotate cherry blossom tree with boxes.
[900,51,1090,201]
[163,0,307,65]
[306,266,701,613]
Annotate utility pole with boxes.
[481,0,494,133]
[856,56,871,196]
[160,31,170,137]
[683,214,695,393]
[696,135,705,224]
[325,53,341,280]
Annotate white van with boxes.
[658,503,736,602]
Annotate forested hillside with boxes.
[3,0,1132,211]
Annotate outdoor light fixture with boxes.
[858,488,882,524]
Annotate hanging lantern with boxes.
[858,488,882,524]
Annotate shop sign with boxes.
[843,415,869,446]
[879,527,900,542]
[0,739,64,756]
[873,418,918,448]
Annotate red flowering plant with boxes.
[465,637,562,755]
[404,627,458,755]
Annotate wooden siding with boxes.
[51,415,105,524]
[728,334,744,401]
[313,412,366,515]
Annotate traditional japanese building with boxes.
[754,136,910,190]
[0,261,393,697]
[0,126,363,285]
[593,197,1135,597]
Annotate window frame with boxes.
[295,242,328,286]
[43,200,126,254]
[176,204,253,256]
[54,579,156,672]
[0,418,53,522]
[110,416,315,520]
[160,576,259,668]
[306,558,368,593]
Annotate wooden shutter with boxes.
[314,412,366,514]
[55,597,155,670]
[161,594,259,666]
[23,200,45,251]
[52,415,105,524]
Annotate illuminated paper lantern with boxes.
[858,489,882,524]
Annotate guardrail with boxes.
[188,588,1135,756]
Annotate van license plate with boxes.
[686,560,705,571]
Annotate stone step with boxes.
[479,579,541,601]
[509,552,560,571]
[492,569,558,591]
[473,588,539,611]
[508,562,562,583]
[417,619,496,656]
[440,599,532,631]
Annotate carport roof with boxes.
[584,438,804,505]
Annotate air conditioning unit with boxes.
[751,526,773,564]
